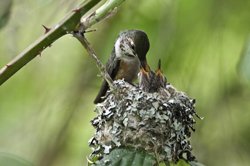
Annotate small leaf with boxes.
[189,161,205,166]
[169,160,205,166]
[0,153,33,166]
[238,37,250,82]
[93,148,156,166]
[171,160,189,166]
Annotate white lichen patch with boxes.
[89,80,200,163]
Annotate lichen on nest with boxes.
[89,79,201,163]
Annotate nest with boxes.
[89,79,200,163]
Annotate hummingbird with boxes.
[94,30,150,104]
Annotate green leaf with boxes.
[238,37,250,82]
[93,148,156,166]
[189,161,205,166]
[170,160,189,166]
[0,153,33,166]
[169,160,205,166]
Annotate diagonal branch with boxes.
[0,0,101,85]
[0,0,125,86]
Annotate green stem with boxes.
[0,0,101,85]
[82,0,125,28]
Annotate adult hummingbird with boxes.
[94,30,150,104]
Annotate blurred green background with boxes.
[1,0,250,165]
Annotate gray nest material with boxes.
[89,79,200,163]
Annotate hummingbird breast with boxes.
[115,58,140,82]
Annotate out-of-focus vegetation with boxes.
[0,0,250,166]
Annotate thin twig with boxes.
[73,31,114,88]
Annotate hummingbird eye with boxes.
[131,44,135,50]
[127,38,135,50]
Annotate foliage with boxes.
[91,148,156,166]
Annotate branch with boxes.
[80,0,125,30]
[73,32,114,89]
[0,0,125,86]
[0,0,101,85]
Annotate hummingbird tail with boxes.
[94,80,109,104]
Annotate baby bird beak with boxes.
[155,59,167,87]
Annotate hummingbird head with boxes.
[115,30,150,62]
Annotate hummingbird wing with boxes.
[94,48,120,104]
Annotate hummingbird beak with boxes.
[139,64,150,80]
[133,51,137,57]
[155,59,164,77]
